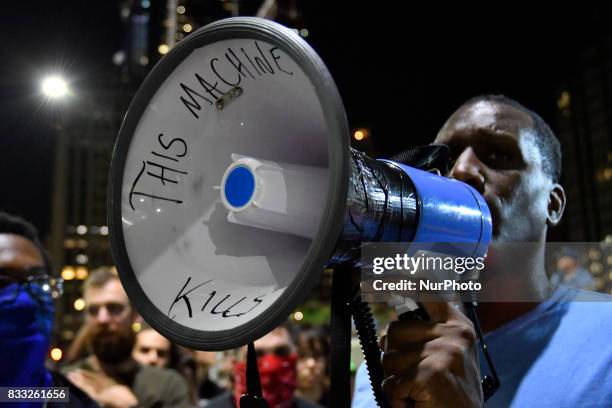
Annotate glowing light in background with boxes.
[41,76,69,99]
[75,267,89,280]
[61,267,75,281]
[73,298,85,311]
[354,129,370,141]
[50,348,63,361]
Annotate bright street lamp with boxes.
[41,76,69,99]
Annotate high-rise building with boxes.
[554,37,612,296]
[555,37,612,242]
[119,0,238,80]
[49,84,132,350]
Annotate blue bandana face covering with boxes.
[0,283,54,387]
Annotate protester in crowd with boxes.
[0,211,99,407]
[133,321,181,369]
[207,323,322,408]
[352,95,612,407]
[295,326,330,407]
[132,323,213,406]
[550,247,594,290]
[63,267,194,408]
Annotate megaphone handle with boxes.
[239,342,270,408]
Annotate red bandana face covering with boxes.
[234,353,298,408]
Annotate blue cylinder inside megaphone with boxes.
[382,160,492,259]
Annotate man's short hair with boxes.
[461,94,562,183]
[0,211,53,275]
[83,266,120,294]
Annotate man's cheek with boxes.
[518,176,550,219]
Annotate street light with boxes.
[41,76,69,99]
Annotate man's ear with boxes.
[547,183,566,226]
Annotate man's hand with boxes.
[66,369,139,408]
[381,302,483,408]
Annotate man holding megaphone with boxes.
[106,17,612,408]
[354,95,612,407]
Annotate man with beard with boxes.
[353,95,612,407]
[63,267,193,408]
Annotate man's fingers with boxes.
[78,370,102,382]
[385,320,438,349]
[380,302,481,408]
[67,371,98,396]
[66,370,83,384]
[382,344,424,375]
[382,373,417,408]
[417,301,454,323]
[68,369,95,383]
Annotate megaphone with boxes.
[108,17,492,351]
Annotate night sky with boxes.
[1,1,122,237]
[1,2,610,238]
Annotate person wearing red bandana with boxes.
[207,325,322,408]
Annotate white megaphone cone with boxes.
[108,17,491,353]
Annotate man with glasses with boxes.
[63,267,193,408]
[0,211,98,407]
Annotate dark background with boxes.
[1,2,610,238]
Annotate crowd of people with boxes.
[0,212,334,407]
